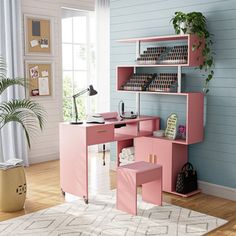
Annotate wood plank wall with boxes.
[110,0,236,189]
[21,0,95,164]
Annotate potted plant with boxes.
[0,56,46,150]
[171,11,214,93]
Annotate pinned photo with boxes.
[29,66,39,79]
[31,89,39,96]
[39,38,49,48]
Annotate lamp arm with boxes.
[72,88,89,99]
[72,88,89,123]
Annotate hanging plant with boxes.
[171,11,214,93]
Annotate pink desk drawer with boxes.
[87,124,114,145]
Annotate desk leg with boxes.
[60,125,88,202]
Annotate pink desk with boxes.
[59,116,160,203]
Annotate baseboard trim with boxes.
[108,164,236,201]
[29,153,59,165]
[198,181,236,201]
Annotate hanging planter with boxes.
[171,12,214,94]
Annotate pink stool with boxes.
[116,161,162,215]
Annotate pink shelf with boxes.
[114,133,136,141]
[117,34,190,43]
[117,64,190,67]
[151,136,187,145]
[116,90,199,96]
[169,189,201,198]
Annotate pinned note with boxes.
[38,77,49,95]
[30,39,39,48]
[41,70,48,77]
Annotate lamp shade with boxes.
[88,85,97,96]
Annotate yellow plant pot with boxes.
[0,166,27,212]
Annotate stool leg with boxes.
[116,169,137,215]
[142,171,162,206]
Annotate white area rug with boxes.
[0,191,227,236]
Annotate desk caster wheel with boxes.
[83,196,88,204]
[61,188,65,196]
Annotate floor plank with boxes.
[0,152,236,235]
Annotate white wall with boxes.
[21,0,95,164]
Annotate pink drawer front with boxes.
[87,124,114,145]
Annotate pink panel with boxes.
[60,123,88,199]
[117,139,133,167]
[116,168,137,215]
[152,139,173,192]
[134,137,153,162]
[142,169,162,206]
[186,93,204,144]
[86,124,114,145]
[139,118,160,132]
[117,67,134,90]
[188,34,205,67]
[171,144,188,191]
[115,122,138,136]
[136,166,162,185]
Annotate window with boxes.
[61,9,95,121]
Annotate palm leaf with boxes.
[0,100,46,147]
[0,78,25,95]
[0,99,46,129]
[0,113,31,147]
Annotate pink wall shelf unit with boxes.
[117,34,204,67]
[116,34,205,197]
[116,34,205,93]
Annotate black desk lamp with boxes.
[70,85,97,125]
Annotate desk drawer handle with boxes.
[97,130,107,133]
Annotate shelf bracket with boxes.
[136,92,140,117]
[177,66,182,93]
[136,40,141,58]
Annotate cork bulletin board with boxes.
[24,15,53,55]
[26,61,52,97]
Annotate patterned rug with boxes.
[0,191,227,236]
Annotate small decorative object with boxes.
[153,130,165,137]
[164,113,178,139]
[176,162,198,194]
[24,14,53,55]
[171,11,214,93]
[177,125,186,139]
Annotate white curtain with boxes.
[0,0,28,165]
[95,0,110,113]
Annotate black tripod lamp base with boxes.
[70,121,83,125]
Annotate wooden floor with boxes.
[1,152,236,235]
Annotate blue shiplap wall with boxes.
[110,0,236,189]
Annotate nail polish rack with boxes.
[122,73,157,91]
[147,73,178,92]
